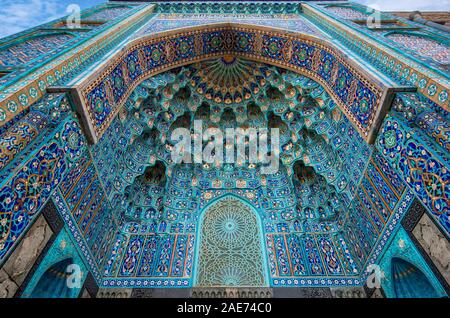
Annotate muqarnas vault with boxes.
[0,1,449,298]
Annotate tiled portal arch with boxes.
[65,23,395,144]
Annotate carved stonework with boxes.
[131,288,191,298]
[412,213,450,287]
[272,287,332,298]
[330,287,367,298]
[42,199,64,234]
[131,289,154,298]
[96,288,133,298]
[7,199,67,298]
[0,214,54,298]
[191,288,273,298]
[401,199,426,232]
[0,269,18,298]
[401,199,450,294]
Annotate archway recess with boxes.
[60,23,397,144]
[392,257,439,298]
[30,258,74,298]
[195,196,268,287]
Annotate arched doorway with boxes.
[30,258,74,298]
[392,257,439,298]
[195,196,268,287]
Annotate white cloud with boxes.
[0,0,448,39]
[0,0,67,38]
[354,0,450,12]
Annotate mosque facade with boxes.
[0,1,448,298]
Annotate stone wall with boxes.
[401,199,450,293]
[0,215,52,297]
[413,213,450,285]
[330,287,366,298]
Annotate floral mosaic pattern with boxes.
[136,13,322,38]
[102,231,195,288]
[0,3,151,127]
[376,114,450,235]
[0,116,85,263]
[99,161,366,287]
[81,25,385,143]
[304,3,449,111]
[342,148,408,270]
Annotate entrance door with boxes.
[195,196,267,287]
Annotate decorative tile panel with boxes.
[0,116,85,264]
[77,24,388,143]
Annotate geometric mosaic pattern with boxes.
[55,150,117,275]
[342,148,409,270]
[0,116,85,264]
[102,230,194,288]
[196,197,267,287]
[305,2,449,110]
[135,13,323,38]
[386,33,450,65]
[101,163,365,288]
[323,6,368,20]
[84,6,132,21]
[88,57,372,213]
[0,33,75,67]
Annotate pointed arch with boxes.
[71,23,389,144]
[194,194,269,287]
[29,258,74,298]
[391,257,440,298]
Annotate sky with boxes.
[0,0,448,39]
